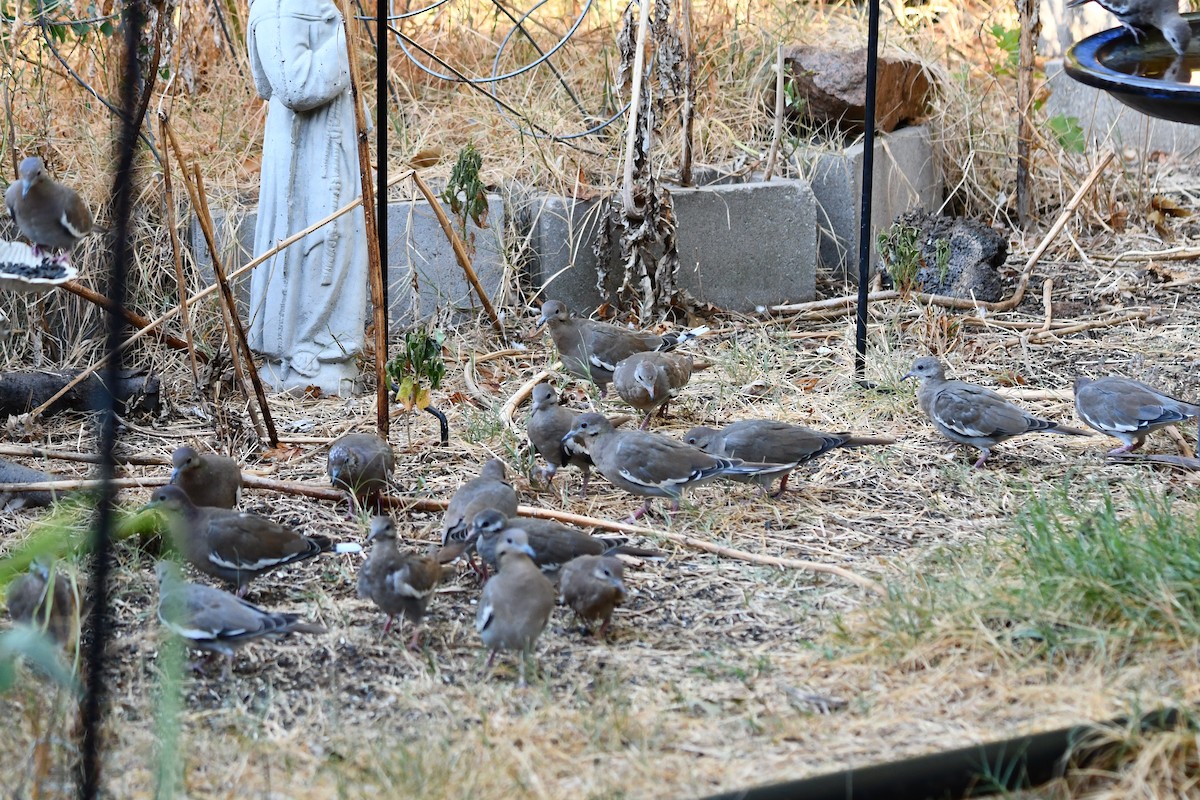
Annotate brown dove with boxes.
[1074,375,1200,455]
[470,509,662,578]
[558,555,627,638]
[146,485,361,596]
[475,528,556,687]
[684,420,896,495]
[562,412,790,520]
[356,516,444,649]
[904,356,1090,468]
[171,446,242,509]
[535,300,708,392]
[6,560,78,647]
[526,382,594,494]
[5,156,93,258]
[613,351,694,429]
[328,432,395,510]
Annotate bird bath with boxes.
[1065,13,1200,124]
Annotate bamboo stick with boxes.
[158,113,200,385]
[58,280,199,357]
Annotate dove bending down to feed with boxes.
[5,156,93,259]
[470,509,662,578]
[904,357,1090,468]
[6,560,78,647]
[171,446,242,509]
[356,516,444,649]
[1074,375,1200,455]
[613,351,694,429]
[1068,0,1191,55]
[155,561,324,675]
[684,421,896,496]
[535,300,708,393]
[328,432,395,510]
[475,528,556,687]
[440,458,518,558]
[146,485,361,597]
[526,383,594,493]
[558,555,627,638]
[563,412,791,520]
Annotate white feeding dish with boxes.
[0,240,77,293]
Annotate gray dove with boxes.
[1074,375,1200,455]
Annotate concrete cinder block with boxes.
[1042,59,1200,156]
[802,125,942,282]
[529,178,817,314]
[191,195,507,327]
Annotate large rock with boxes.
[782,45,931,134]
[879,210,1008,302]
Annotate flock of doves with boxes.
[8,300,1200,686]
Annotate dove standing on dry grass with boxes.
[535,300,708,393]
[328,432,395,511]
[684,421,896,496]
[1068,0,1191,55]
[171,446,242,509]
[558,555,627,639]
[5,156,93,259]
[146,485,361,597]
[6,560,78,648]
[1074,375,1200,454]
[526,383,594,494]
[613,351,694,429]
[904,357,1090,468]
[563,412,791,520]
[155,561,325,676]
[356,516,444,649]
[475,528,556,687]
[440,458,518,555]
[471,509,662,578]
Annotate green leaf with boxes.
[1047,114,1086,154]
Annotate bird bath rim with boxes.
[1065,13,1200,125]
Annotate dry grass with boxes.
[3,0,1200,797]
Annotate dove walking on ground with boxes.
[155,561,324,676]
[558,555,627,639]
[613,351,694,429]
[1074,375,1200,455]
[356,516,444,649]
[475,528,556,687]
[526,383,594,494]
[563,412,791,520]
[171,446,242,509]
[535,300,708,393]
[684,420,896,496]
[146,485,361,597]
[904,356,1090,468]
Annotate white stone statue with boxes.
[246,0,368,396]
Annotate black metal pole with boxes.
[79,0,142,795]
[377,6,388,355]
[854,0,881,381]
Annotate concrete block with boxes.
[1042,59,1200,156]
[802,125,942,282]
[191,195,507,327]
[528,178,817,314]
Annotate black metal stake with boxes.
[79,0,143,795]
[854,0,881,382]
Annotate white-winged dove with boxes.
[470,509,662,578]
[1068,0,1190,54]
[4,156,93,258]
[6,560,78,647]
[475,528,556,687]
[904,356,1090,468]
[356,516,444,649]
[440,458,518,551]
[1074,375,1200,455]
[613,351,694,429]
[155,561,325,674]
[526,382,594,494]
[558,555,627,638]
[171,446,242,509]
[146,485,361,596]
[562,412,791,520]
[535,300,708,392]
[684,421,896,496]
[328,432,395,510]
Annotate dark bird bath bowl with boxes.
[1066,13,1200,125]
